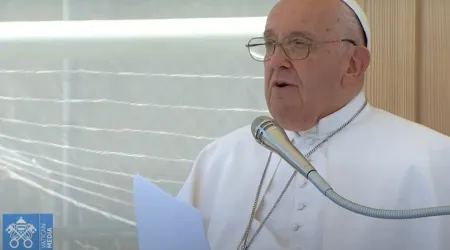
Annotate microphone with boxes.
[251,116,450,219]
[251,116,332,195]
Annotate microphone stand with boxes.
[252,116,450,219]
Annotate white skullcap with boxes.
[341,0,371,51]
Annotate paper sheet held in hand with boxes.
[133,175,211,250]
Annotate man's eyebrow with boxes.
[263,29,275,37]
[263,29,316,40]
[286,31,316,40]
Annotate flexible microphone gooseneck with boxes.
[251,116,450,219]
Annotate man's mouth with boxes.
[274,82,293,88]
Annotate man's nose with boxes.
[267,45,292,69]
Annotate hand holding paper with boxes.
[133,175,211,250]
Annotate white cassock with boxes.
[176,91,450,250]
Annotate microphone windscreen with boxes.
[251,116,274,140]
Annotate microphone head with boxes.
[251,116,282,146]
[251,116,317,181]
[251,116,292,150]
[251,116,276,142]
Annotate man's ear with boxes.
[345,46,370,84]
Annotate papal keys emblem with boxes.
[5,217,37,249]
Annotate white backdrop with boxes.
[0,0,276,249]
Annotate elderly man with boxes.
[177,0,450,249]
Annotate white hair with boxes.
[337,2,368,87]
[338,2,365,46]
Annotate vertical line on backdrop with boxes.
[62,0,71,249]
[414,0,422,123]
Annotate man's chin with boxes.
[267,111,298,130]
[268,109,316,132]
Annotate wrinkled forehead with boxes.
[265,0,341,40]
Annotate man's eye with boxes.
[291,40,308,46]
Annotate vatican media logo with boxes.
[5,217,36,249]
[2,214,53,250]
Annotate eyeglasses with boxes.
[245,36,357,62]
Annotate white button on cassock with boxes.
[291,223,301,231]
[298,179,308,188]
[297,203,306,211]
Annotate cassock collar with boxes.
[285,91,367,139]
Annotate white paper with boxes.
[133,175,211,250]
